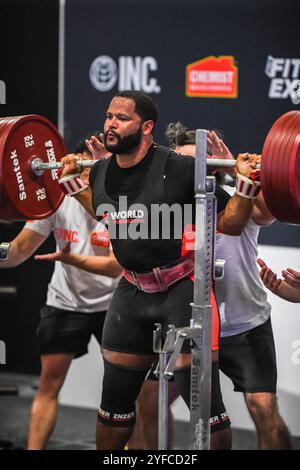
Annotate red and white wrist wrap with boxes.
[235,172,261,199]
[58,173,88,196]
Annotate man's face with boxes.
[103,97,143,153]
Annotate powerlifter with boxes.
[59,91,261,450]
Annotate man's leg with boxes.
[244,392,291,450]
[220,319,291,449]
[27,353,74,450]
[96,349,155,450]
[210,427,231,450]
[128,379,179,449]
[128,357,231,450]
[174,353,232,450]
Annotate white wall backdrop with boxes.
[59,244,300,436]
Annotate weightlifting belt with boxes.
[123,252,194,293]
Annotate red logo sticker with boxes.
[186,56,238,98]
[90,231,110,247]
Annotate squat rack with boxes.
[154,130,222,450]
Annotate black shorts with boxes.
[36,305,106,358]
[219,318,277,393]
[102,276,219,354]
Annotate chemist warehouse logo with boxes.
[265,55,300,101]
[89,55,161,93]
[186,56,238,98]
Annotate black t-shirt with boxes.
[89,145,229,212]
[89,145,230,271]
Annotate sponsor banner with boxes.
[64,0,300,248]
[89,55,161,94]
[186,56,238,98]
[265,55,300,100]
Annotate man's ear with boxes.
[142,120,154,135]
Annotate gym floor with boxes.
[1,373,300,451]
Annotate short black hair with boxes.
[114,91,158,130]
[75,130,101,154]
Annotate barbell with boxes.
[0,112,299,223]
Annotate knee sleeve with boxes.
[210,362,231,432]
[98,358,149,427]
[174,362,231,433]
[174,367,190,408]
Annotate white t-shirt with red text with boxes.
[25,197,118,313]
[215,186,271,337]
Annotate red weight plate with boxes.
[288,130,300,223]
[0,118,19,215]
[266,117,299,223]
[0,117,29,217]
[265,114,298,198]
[0,115,66,220]
[272,113,300,223]
[269,113,300,223]
[262,115,290,217]
[261,112,292,220]
[261,111,300,224]
[270,113,300,222]
[277,115,300,223]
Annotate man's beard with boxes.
[104,126,142,154]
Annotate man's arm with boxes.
[0,228,47,268]
[281,267,300,289]
[273,283,300,303]
[208,142,269,231]
[220,189,275,233]
[217,153,261,235]
[258,259,300,303]
[35,248,122,278]
[59,154,97,220]
[217,194,254,235]
[251,191,275,226]
[73,186,96,220]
